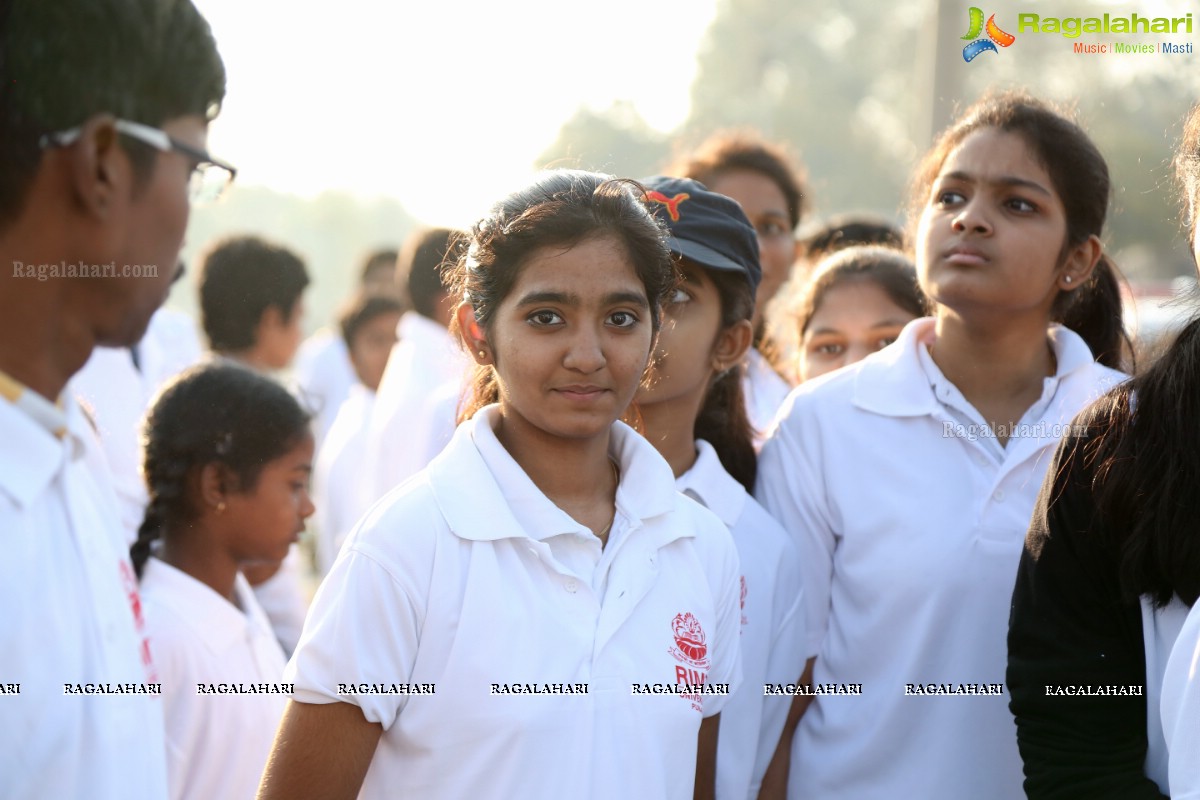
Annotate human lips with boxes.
[554,384,609,401]
[943,244,990,266]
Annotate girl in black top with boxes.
[1007,102,1200,799]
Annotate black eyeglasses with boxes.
[39,118,237,204]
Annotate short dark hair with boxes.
[668,131,809,230]
[358,248,398,286]
[0,0,226,230]
[198,236,310,352]
[398,229,463,320]
[339,293,404,350]
[797,214,905,262]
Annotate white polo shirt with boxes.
[313,383,375,575]
[756,318,1125,800]
[677,440,806,800]
[141,558,287,800]
[0,374,168,799]
[294,327,356,448]
[287,405,743,800]
[363,311,470,507]
[742,348,791,449]
[1161,598,1200,799]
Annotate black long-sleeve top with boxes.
[1007,430,1167,799]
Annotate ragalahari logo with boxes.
[962,7,1016,62]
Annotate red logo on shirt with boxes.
[120,559,158,683]
[668,612,710,669]
[739,576,748,629]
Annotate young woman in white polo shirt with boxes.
[1009,102,1200,798]
[754,93,1128,799]
[132,363,315,800]
[634,176,807,800]
[260,171,743,800]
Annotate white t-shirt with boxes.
[0,376,168,799]
[313,384,375,575]
[141,558,287,800]
[363,311,470,507]
[677,440,806,800]
[71,308,203,545]
[286,405,743,800]
[1162,598,1200,799]
[756,318,1125,800]
[742,348,791,449]
[293,327,356,447]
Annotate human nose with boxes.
[563,324,606,373]
[299,489,316,521]
[951,198,992,234]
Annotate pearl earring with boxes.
[1064,275,1073,284]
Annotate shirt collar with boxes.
[0,367,68,438]
[852,317,1100,418]
[0,387,94,509]
[674,439,746,528]
[142,558,270,654]
[425,404,680,543]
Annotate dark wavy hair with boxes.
[131,363,311,578]
[445,170,675,419]
[909,91,1129,370]
[1079,102,1200,607]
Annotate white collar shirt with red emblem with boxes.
[677,439,807,800]
[0,373,168,799]
[755,318,1126,800]
[286,404,743,800]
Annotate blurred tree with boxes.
[538,0,1200,280]
[535,101,671,178]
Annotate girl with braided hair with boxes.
[133,362,314,800]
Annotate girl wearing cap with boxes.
[1008,103,1200,798]
[755,93,1127,799]
[634,176,807,800]
[668,133,808,444]
[259,171,742,800]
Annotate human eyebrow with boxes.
[515,291,580,307]
[870,319,911,329]
[940,170,1052,197]
[602,291,650,309]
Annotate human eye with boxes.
[875,336,898,350]
[527,310,563,327]
[608,310,640,328]
[809,340,845,357]
[934,189,966,207]
[1005,197,1038,213]
[667,287,692,305]
[759,220,789,238]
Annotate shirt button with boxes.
[993,489,1005,501]
[564,580,578,593]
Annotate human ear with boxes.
[455,303,491,364]
[1059,234,1102,291]
[198,462,231,512]
[61,114,131,223]
[711,319,754,374]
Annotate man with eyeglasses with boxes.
[0,2,228,798]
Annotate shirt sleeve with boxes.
[284,544,424,730]
[1007,428,1167,800]
[755,405,833,659]
[1162,601,1200,799]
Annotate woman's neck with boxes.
[931,311,1056,441]
[638,393,705,479]
[157,522,240,605]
